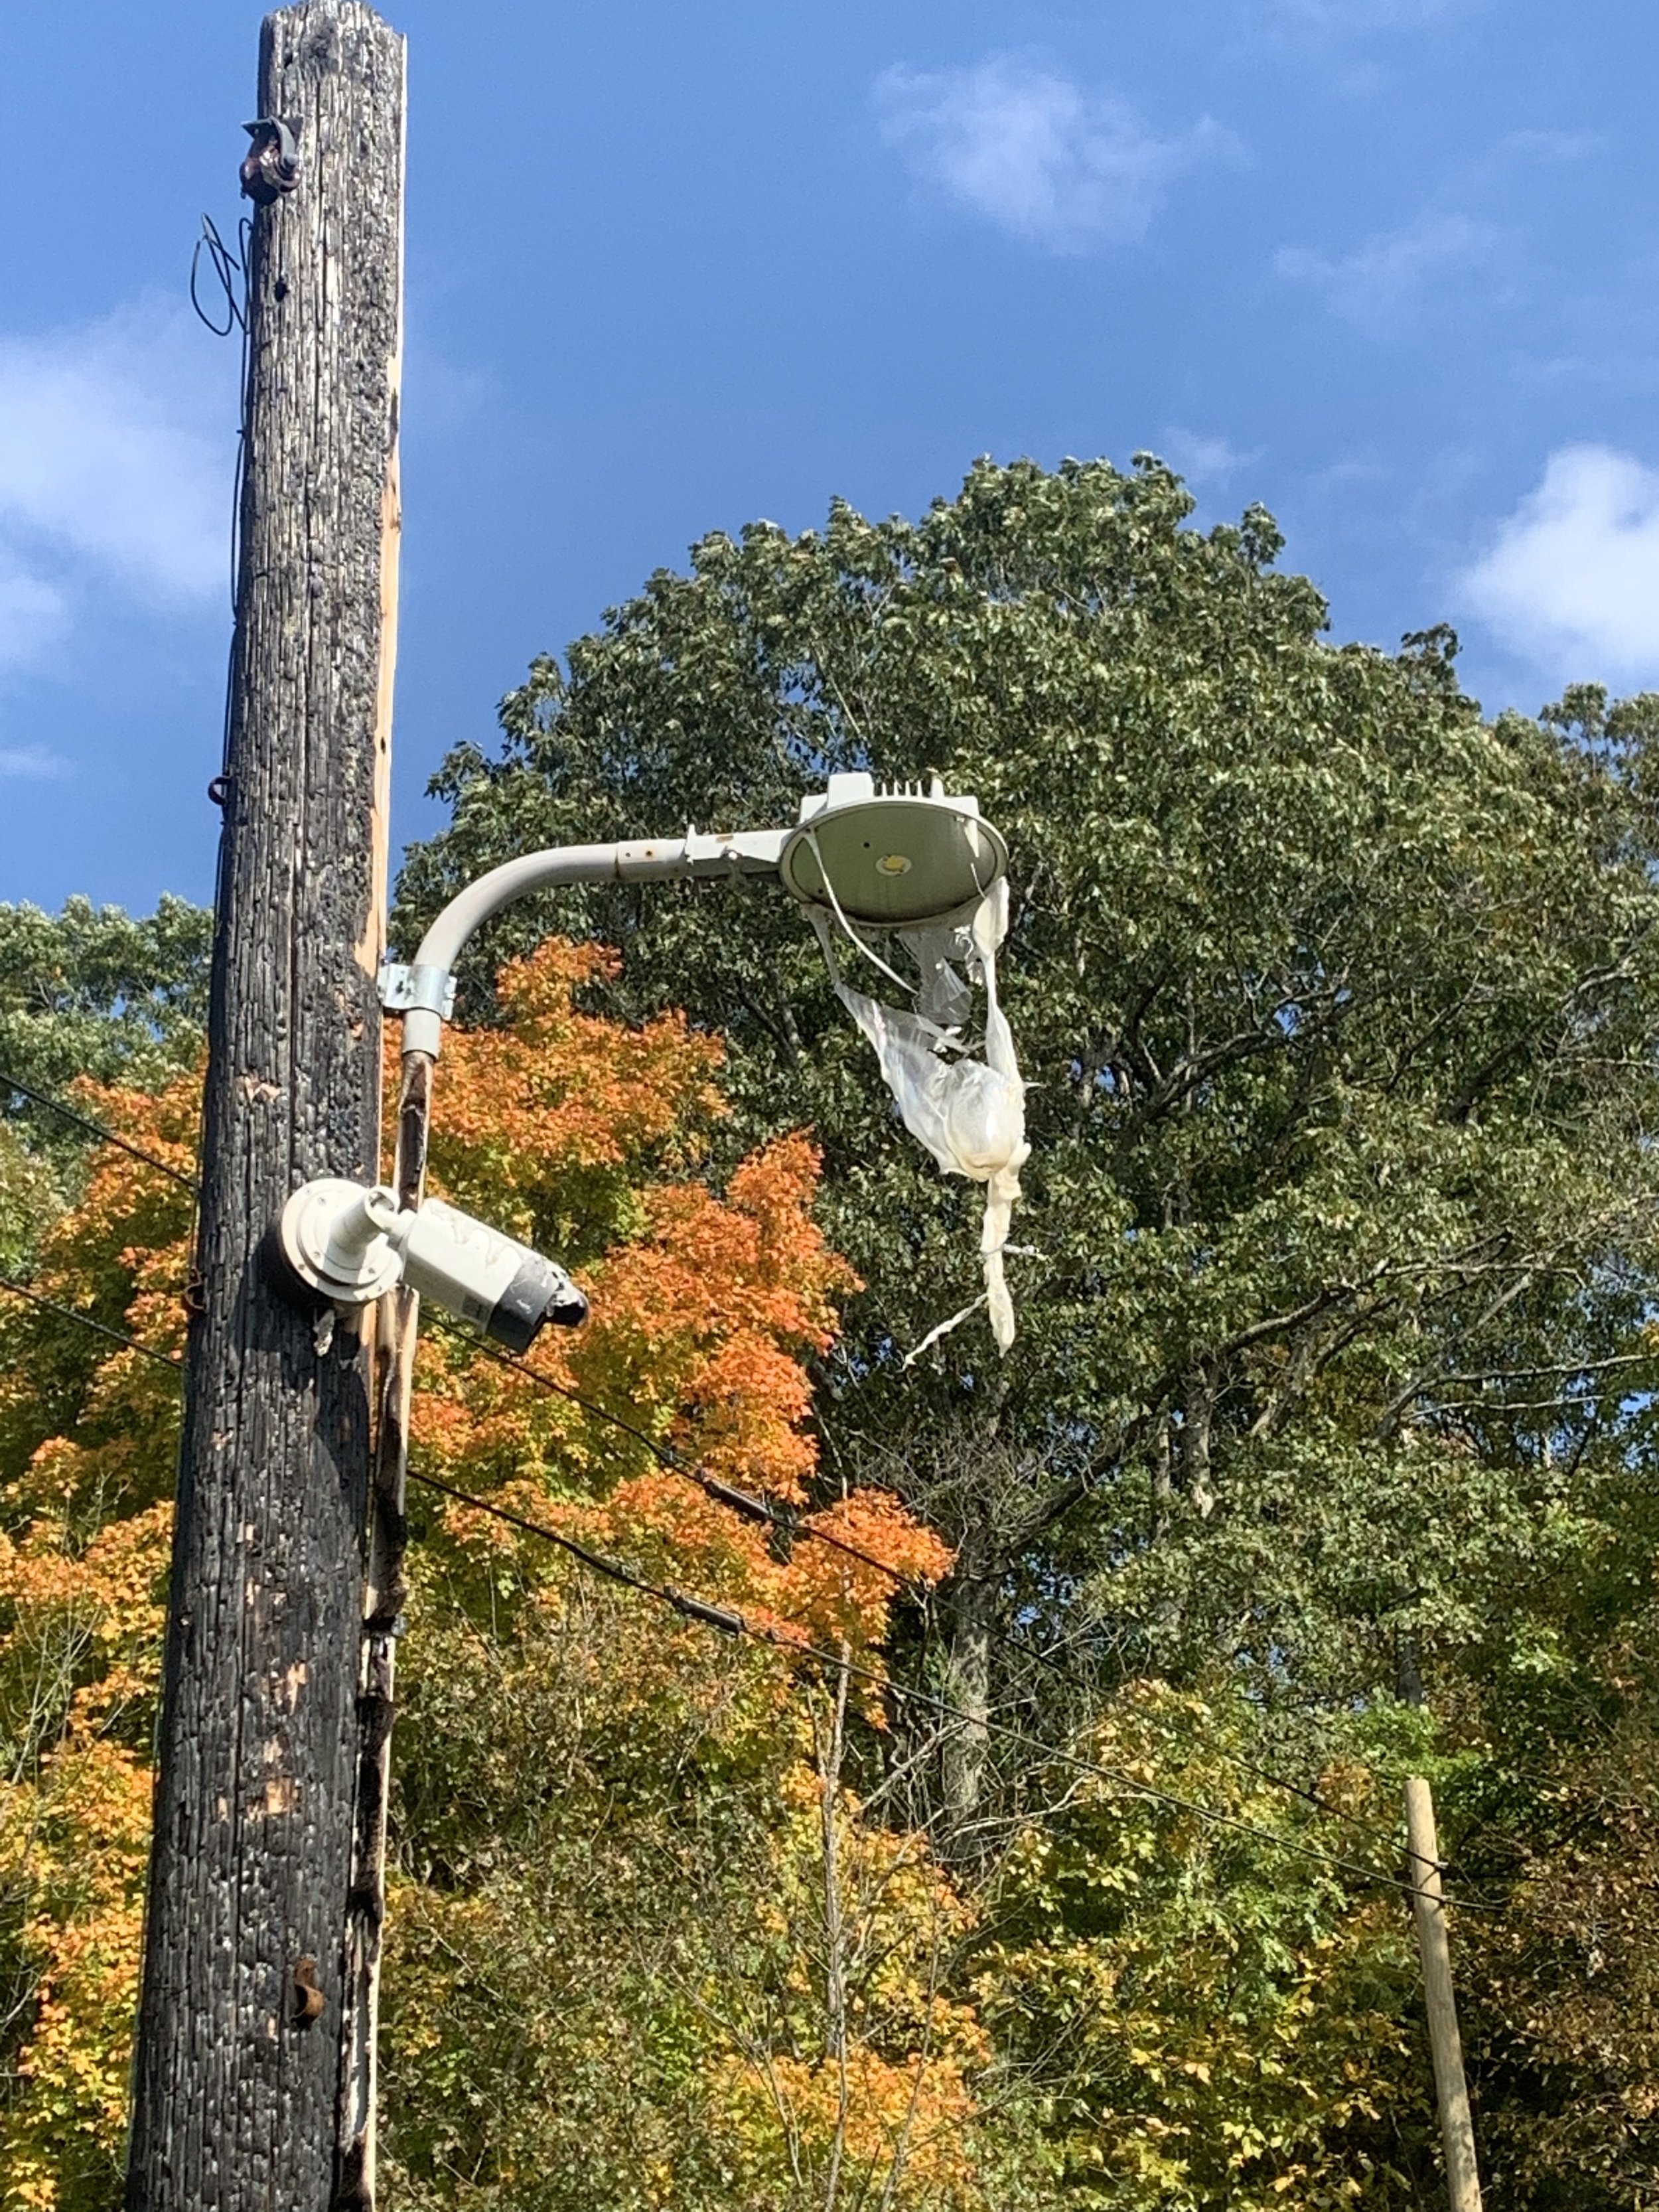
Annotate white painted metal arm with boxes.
[385,829,788,1057]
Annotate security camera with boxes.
[275,1179,588,1352]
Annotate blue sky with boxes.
[3,0,1656,915]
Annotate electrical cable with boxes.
[449,1319,1413,1858]
[431,1319,906,1584]
[403,1461,1490,1913]
[188,199,255,916]
[0,1278,181,1368]
[189,214,247,338]
[0,1069,200,1194]
[8,1265,1414,1858]
[0,1269,1486,1909]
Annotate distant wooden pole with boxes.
[1405,1776,1484,2212]
[126,7,404,2209]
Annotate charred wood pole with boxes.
[126,7,404,2209]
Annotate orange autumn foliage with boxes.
[0,1069,191,2209]
[0,938,962,2207]
[411,938,951,1669]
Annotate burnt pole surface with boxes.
[127,6,404,2208]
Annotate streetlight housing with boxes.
[779,773,1008,930]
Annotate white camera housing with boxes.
[277,1179,588,1352]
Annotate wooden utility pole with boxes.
[1405,1777,1484,2212]
[127,7,404,2209]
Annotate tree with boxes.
[15,458,1659,2203]
[398,456,1659,2196]
[0,897,210,1120]
[0,898,211,1264]
[378,938,992,2209]
[0,942,993,2212]
[0,1072,192,2209]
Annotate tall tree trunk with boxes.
[940,1523,998,1854]
[1181,1362,1216,1519]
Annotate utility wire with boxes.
[0,1278,181,1368]
[5,1265,1408,1857]
[1,1272,1484,1909]
[451,1322,1411,1858]
[189,213,247,337]
[433,1319,904,1584]
[0,1069,200,1195]
[404,1461,1488,1914]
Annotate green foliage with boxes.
[382,1547,796,2212]
[0,1128,62,1274]
[399,455,1659,2202]
[978,1684,1424,2208]
[399,454,1659,1696]
[0,896,210,1171]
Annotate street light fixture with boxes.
[280,771,1021,1356]
[381,772,1009,1059]
[779,775,1009,930]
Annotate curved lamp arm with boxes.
[384,828,788,1058]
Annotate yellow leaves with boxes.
[0,1084,187,2205]
[0,1716,153,2209]
[4,1891,145,2203]
[713,2046,983,2211]
[0,1502,169,2205]
[0,1071,193,1532]
[0,1075,192,2207]
[0,1501,171,1660]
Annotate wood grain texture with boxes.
[127,8,404,2207]
[1405,1777,1484,2212]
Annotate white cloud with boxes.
[0,745,68,780]
[1275,214,1497,329]
[1461,445,1659,682]
[0,300,234,670]
[874,56,1229,253]
[1157,429,1260,486]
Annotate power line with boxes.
[0,1255,1424,1872]
[450,1321,1412,1859]
[0,1069,200,1194]
[433,1319,910,1583]
[189,212,248,338]
[2,1269,1484,1910]
[0,1277,182,1368]
[404,1461,1488,1914]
